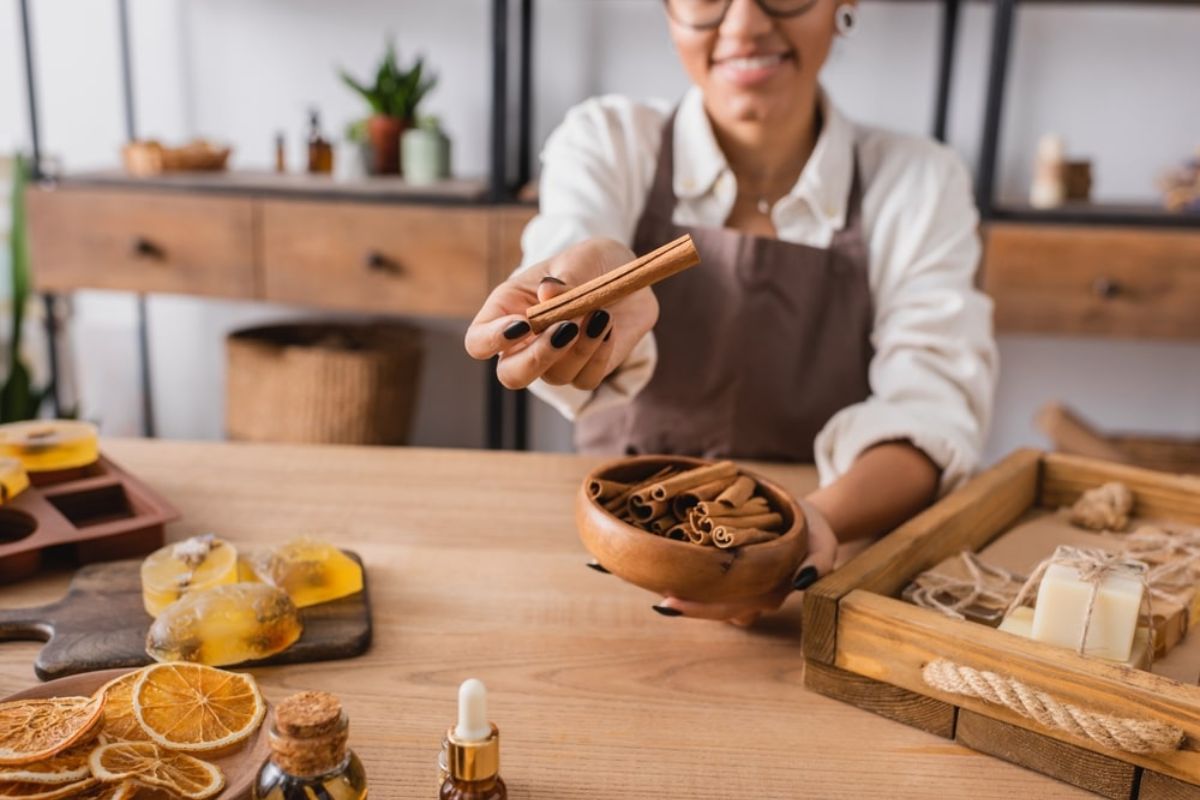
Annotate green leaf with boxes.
[338,38,437,120]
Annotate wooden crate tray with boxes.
[802,451,1200,799]
[0,455,178,582]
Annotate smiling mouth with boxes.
[713,52,792,70]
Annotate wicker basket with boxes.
[226,322,423,445]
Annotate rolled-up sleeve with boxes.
[515,97,664,420]
[813,150,998,493]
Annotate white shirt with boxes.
[517,87,997,493]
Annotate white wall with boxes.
[1,1,1198,461]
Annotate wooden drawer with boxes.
[983,223,1200,340]
[261,200,490,318]
[26,187,257,299]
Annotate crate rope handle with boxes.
[922,659,1185,754]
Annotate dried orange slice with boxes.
[0,778,98,799]
[0,739,91,784]
[132,663,264,752]
[88,742,223,800]
[93,671,149,743]
[0,696,103,766]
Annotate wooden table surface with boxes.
[0,440,1091,799]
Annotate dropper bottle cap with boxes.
[445,679,500,783]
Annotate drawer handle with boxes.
[1092,277,1122,300]
[364,250,402,275]
[131,236,165,260]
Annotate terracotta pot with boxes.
[367,114,406,175]
[576,455,808,603]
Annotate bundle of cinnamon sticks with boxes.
[588,460,785,549]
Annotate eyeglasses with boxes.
[664,0,822,30]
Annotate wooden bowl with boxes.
[576,455,808,603]
[4,667,270,799]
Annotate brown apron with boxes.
[576,112,874,462]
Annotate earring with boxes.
[835,3,858,36]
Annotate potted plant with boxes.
[339,42,437,175]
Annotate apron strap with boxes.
[831,152,866,251]
[643,110,680,216]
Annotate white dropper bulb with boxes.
[454,678,491,742]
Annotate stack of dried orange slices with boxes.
[0,663,265,800]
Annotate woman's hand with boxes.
[653,499,838,625]
[464,238,659,391]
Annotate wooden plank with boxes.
[804,659,957,738]
[802,449,1041,664]
[836,590,1200,786]
[982,222,1200,340]
[1040,453,1200,524]
[1139,770,1200,799]
[956,709,1137,800]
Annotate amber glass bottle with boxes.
[253,691,367,800]
[306,110,333,174]
[440,679,506,800]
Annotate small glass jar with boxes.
[253,691,367,800]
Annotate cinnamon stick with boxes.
[670,477,738,519]
[697,512,783,534]
[525,234,701,333]
[603,466,673,513]
[712,527,777,549]
[648,460,737,502]
[588,478,628,503]
[693,498,769,519]
[714,476,756,508]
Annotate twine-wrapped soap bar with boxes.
[1008,545,1150,662]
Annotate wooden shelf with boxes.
[52,170,492,206]
[990,201,1200,229]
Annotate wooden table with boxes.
[0,440,1092,798]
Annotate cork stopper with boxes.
[269,691,350,777]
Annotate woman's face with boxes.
[667,0,843,127]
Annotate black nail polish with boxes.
[586,310,610,338]
[586,561,610,574]
[652,605,683,617]
[550,322,578,348]
[793,566,819,591]
[503,320,530,340]
[539,275,567,286]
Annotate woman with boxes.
[465,0,996,623]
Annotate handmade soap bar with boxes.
[1000,606,1152,670]
[1030,555,1145,662]
[245,538,363,608]
[146,582,302,666]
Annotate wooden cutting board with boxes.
[0,553,371,681]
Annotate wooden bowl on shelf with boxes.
[576,455,808,603]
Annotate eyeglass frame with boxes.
[663,0,823,31]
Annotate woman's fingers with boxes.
[570,329,616,391]
[464,313,535,361]
[495,320,582,389]
[542,310,613,386]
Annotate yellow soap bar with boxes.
[146,582,302,666]
[1001,606,1151,669]
[141,534,240,617]
[245,538,363,608]
[0,420,99,471]
[0,458,29,503]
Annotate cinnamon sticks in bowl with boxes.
[577,456,808,603]
[526,234,701,333]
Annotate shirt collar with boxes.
[671,86,856,229]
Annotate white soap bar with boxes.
[1030,561,1144,662]
[1000,606,1152,669]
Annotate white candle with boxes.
[1030,557,1145,662]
